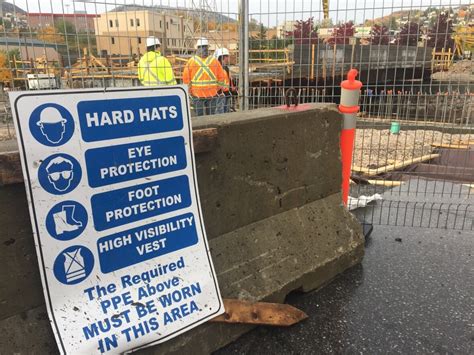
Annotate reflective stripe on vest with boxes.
[141,62,176,85]
[191,56,217,85]
[139,53,176,85]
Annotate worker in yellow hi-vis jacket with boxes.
[138,37,177,86]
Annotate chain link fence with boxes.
[0,0,473,230]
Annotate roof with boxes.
[27,13,98,18]
[0,37,66,48]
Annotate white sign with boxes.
[10,87,223,354]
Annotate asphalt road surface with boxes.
[216,224,473,354]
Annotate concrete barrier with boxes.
[0,103,364,353]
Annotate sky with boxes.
[12,0,473,26]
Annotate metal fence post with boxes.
[238,0,249,111]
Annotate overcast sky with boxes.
[12,0,473,26]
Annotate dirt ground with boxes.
[431,59,474,82]
[353,129,473,169]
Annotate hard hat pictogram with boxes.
[29,104,74,147]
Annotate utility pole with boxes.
[238,0,249,111]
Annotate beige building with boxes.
[94,10,192,56]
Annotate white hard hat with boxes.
[146,37,161,48]
[195,37,209,48]
[37,107,66,126]
[215,47,230,58]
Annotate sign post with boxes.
[10,86,223,354]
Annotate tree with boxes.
[286,17,318,44]
[55,19,76,36]
[37,26,64,43]
[396,21,421,46]
[0,52,13,83]
[370,24,390,45]
[328,21,355,45]
[249,24,268,60]
[427,12,455,50]
[222,23,238,32]
[249,18,261,31]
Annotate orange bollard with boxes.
[339,69,362,206]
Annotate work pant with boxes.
[215,94,230,114]
[192,96,219,117]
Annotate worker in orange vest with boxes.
[183,37,227,116]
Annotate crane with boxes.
[322,0,329,20]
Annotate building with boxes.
[276,20,298,38]
[26,12,98,32]
[318,27,334,39]
[94,10,192,56]
[196,31,238,52]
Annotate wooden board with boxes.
[367,179,403,187]
[431,143,471,149]
[352,154,440,177]
[0,128,218,186]
[210,299,308,326]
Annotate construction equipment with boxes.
[322,0,329,19]
[454,24,474,58]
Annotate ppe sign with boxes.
[10,87,223,354]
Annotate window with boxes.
[178,24,180,31]
[130,19,134,27]
[172,39,176,46]
[138,37,141,44]
[136,18,140,26]
[160,20,162,28]
[109,19,113,27]
[115,19,119,27]
[111,37,115,44]
[167,39,170,45]
[166,22,169,30]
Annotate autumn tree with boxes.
[286,17,318,44]
[222,23,238,32]
[396,21,421,46]
[328,21,355,45]
[37,26,64,43]
[370,24,390,45]
[0,52,12,83]
[427,12,455,50]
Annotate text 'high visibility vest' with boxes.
[138,51,177,86]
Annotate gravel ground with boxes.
[353,129,473,169]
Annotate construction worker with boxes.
[214,47,235,113]
[138,37,176,86]
[182,37,227,116]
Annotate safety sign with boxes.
[10,87,223,354]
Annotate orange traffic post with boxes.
[339,69,362,206]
